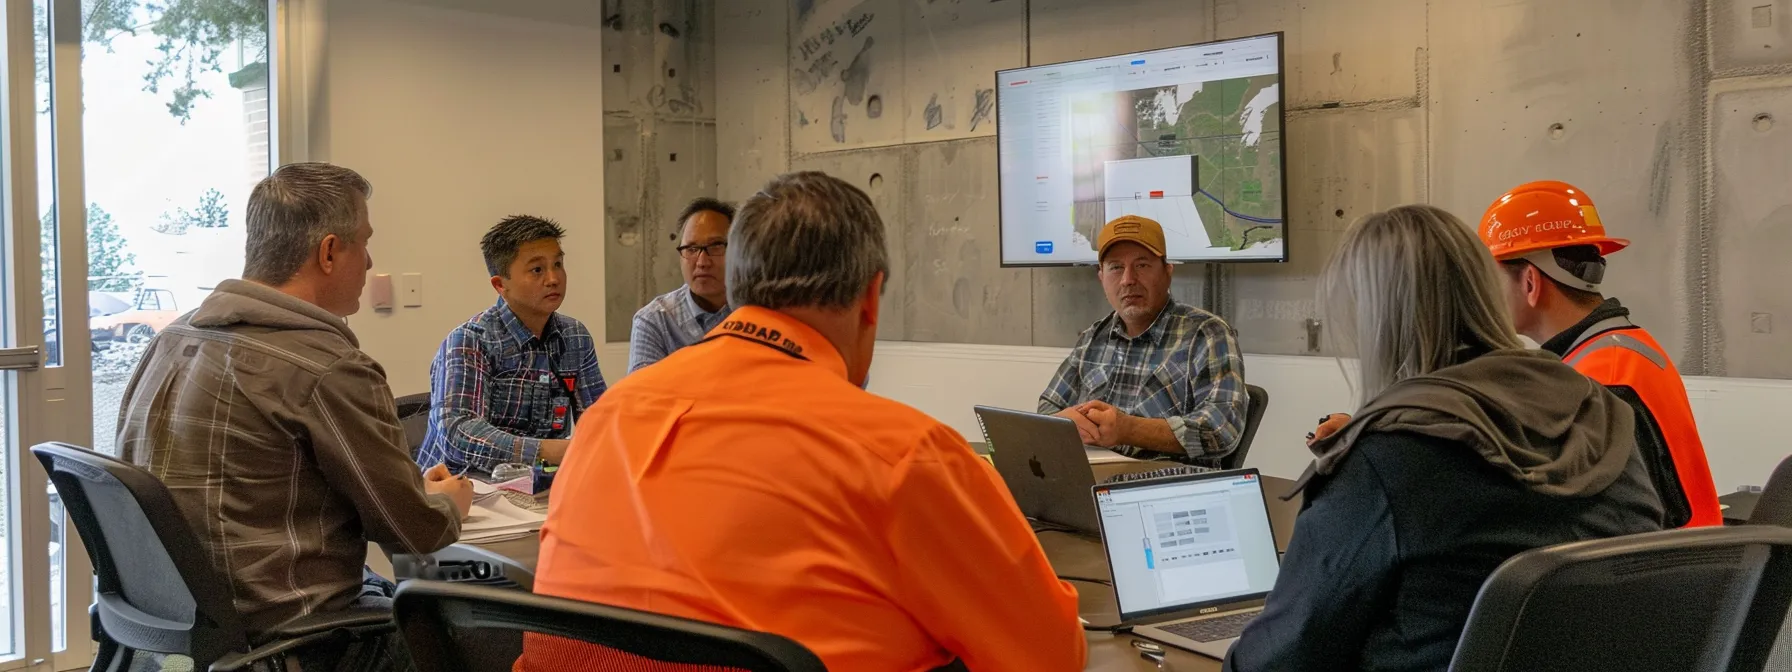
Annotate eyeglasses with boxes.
[677,242,728,259]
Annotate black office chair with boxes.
[394,392,431,462]
[1221,384,1269,470]
[392,580,827,672]
[1748,455,1792,527]
[31,442,393,671]
[1449,526,1792,672]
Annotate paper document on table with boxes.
[458,492,547,544]
[1086,447,1144,465]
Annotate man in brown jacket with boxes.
[116,162,470,668]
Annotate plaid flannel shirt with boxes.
[1037,300,1249,465]
[419,299,606,473]
[628,284,731,373]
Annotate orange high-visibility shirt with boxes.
[521,306,1087,672]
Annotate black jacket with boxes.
[1225,349,1665,672]
[1223,431,1663,671]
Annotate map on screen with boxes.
[997,33,1287,265]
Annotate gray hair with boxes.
[1321,204,1523,407]
[727,171,889,310]
[243,162,373,285]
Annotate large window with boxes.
[73,1,272,458]
[16,0,274,665]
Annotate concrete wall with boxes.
[601,0,720,342]
[585,0,1792,379]
[584,0,1792,493]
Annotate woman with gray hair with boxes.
[1223,205,1663,672]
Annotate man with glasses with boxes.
[1038,215,1251,467]
[628,197,736,372]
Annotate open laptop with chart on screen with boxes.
[1094,469,1281,659]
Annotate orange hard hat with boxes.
[1477,180,1628,261]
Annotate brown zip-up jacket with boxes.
[117,279,459,639]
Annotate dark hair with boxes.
[481,215,567,277]
[244,162,372,285]
[677,197,736,239]
[1498,244,1606,306]
[728,172,889,310]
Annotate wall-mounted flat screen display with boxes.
[997,33,1288,265]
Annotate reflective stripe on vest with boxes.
[1563,315,1667,370]
[1566,331,1668,370]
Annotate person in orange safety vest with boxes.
[1310,182,1722,527]
[1475,180,1721,527]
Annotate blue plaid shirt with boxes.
[628,284,730,372]
[1038,300,1249,465]
[419,299,606,473]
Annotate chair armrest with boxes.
[208,609,394,672]
[264,607,392,640]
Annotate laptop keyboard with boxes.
[1158,611,1259,643]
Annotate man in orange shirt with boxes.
[522,171,1087,671]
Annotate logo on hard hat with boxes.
[1479,181,1629,259]
[1581,205,1603,229]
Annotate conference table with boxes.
[475,468,1304,672]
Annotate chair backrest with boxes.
[394,392,431,462]
[1222,384,1269,470]
[393,581,827,672]
[1748,454,1792,527]
[31,442,250,664]
[1450,526,1792,672]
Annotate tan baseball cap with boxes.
[1096,215,1167,259]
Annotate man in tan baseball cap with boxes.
[1037,215,1251,466]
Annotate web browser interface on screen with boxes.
[998,34,1285,265]
[1097,473,1280,619]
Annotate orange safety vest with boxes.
[1564,317,1723,527]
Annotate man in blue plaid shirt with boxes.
[1038,215,1250,467]
[629,198,736,372]
[419,216,607,479]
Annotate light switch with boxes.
[370,273,394,311]
[400,273,423,307]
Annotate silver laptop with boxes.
[975,405,1117,536]
[1094,469,1282,659]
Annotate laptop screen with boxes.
[1095,470,1280,621]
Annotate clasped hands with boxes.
[1052,401,1128,447]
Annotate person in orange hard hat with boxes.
[1311,182,1720,527]
[1476,180,1721,528]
